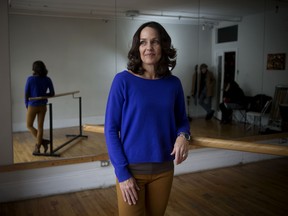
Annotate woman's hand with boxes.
[119,177,140,205]
[171,136,189,165]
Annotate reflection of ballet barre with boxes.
[29,91,80,101]
[83,124,288,156]
[30,91,88,157]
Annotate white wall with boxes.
[9,15,210,132]
[262,11,288,96]
[237,13,266,95]
[9,15,117,131]
[0,0,13,165]
[236,12,288,97]
[211,11,288,100]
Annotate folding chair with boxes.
[245,100,272,131]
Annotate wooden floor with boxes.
[4,118,288,215]
[1,157,287,216]
[13,118,259,163]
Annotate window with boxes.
[217,25,238,43]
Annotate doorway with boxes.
[224,51,236,87]
[215,50,237,120]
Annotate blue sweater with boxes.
[25,75,55,107]
[105,70,190,182]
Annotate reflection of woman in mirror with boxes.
[105,21,190,215]
[25,60,55,154]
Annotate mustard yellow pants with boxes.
[26,105,47,146]
[116,170,174,216]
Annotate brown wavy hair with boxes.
[32,60,48,76]
[127,21,177,77]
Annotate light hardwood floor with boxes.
[13,126,107,163]
[0,157,287,216]
[13,118,259,164]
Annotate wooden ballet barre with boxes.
[192,137,288,156]
[83,124,288,156]
[29,90,80,101]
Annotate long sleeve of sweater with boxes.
[104,71,190,182]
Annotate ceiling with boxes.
[8,0,288,24]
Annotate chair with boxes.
[232,96,253,123]
[245,100,272,131]
[232,107,246,123]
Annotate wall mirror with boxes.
[8,0,288,165]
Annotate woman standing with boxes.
[25,60,55,154]
[105,22,191,216]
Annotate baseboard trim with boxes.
[0,148,279,203]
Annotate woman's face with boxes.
[139,27,162,68]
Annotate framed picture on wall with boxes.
[267,53,286,70]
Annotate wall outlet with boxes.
[100,160,110,167]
